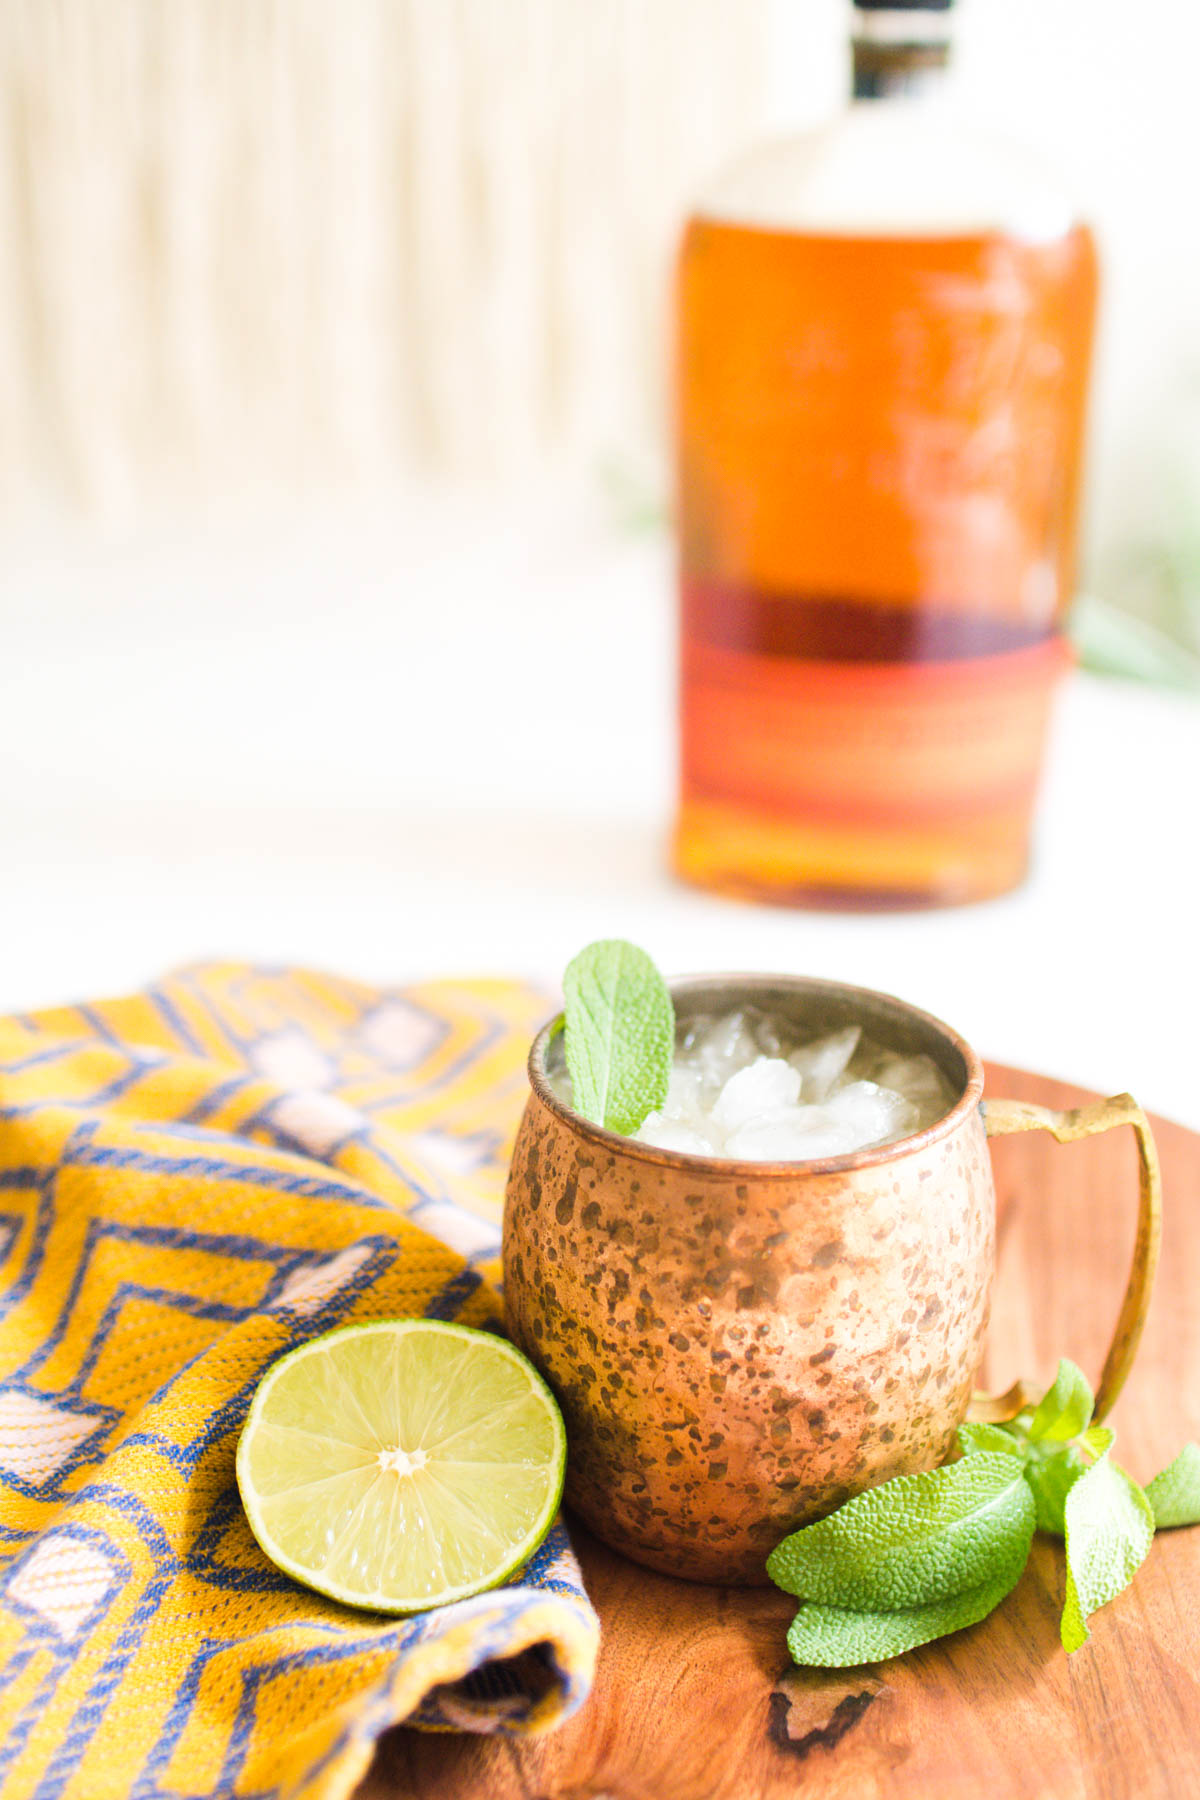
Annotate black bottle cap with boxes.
[852,0,953,96]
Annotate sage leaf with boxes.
[561,939,673,1135]
[767,1452,1035,1611]
[1061,1453,1155,1651]
[956,1421,1023,1458]
[786,1550,1028,1668]
[1081,1425,1115,1460]
[1144,1442,1200,1528]
[1028,1359,1095,1443]
[1024,1444,1087,1538]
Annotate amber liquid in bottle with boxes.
[673,111,1098,906]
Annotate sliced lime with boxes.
[236,1318,566,1613]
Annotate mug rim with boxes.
[527,971,985,1177]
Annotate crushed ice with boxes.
[550,1006,958,1163]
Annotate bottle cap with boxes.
[853,0,953,29]
[852,2,953,92]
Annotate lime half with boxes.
[236,1318,567,1613]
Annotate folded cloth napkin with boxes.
[0,965,600,1800]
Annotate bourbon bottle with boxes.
[673,0,1097,906]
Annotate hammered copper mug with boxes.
[502,975,1161,1585]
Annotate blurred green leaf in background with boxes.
[1072,590,1200,693]
[1074,384,1200,695]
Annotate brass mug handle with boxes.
[968,1093,1162,1426]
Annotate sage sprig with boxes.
[770,1359,1200,1666]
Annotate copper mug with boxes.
[502,975,1161,1585]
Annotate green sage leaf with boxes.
[1024,1445,1087,1538]
[1028,1359,1095,1444]
[767,1452,1035,1611]
[561,939,673,1135]
[1144,1442,1200,1528]
[786,1551,1028,1668]
[1061,1453,1155,1651]
[956,1422,1024,1458]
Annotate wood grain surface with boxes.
[358,1065,1200,1800]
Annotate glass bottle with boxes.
[672,0,1098,907]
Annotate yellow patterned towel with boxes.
[0,965,600,1800]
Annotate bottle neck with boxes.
[851,7,953,101]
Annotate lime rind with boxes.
[236,1318,567,1614]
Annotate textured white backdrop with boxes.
[0,0,1196,571]
[0,0,768,515]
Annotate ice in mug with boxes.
[549,1006,957,1161]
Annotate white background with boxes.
[3,2,1199,1129]
[3,482,1198,1127]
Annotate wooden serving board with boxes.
[361,1064,1200,1800]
